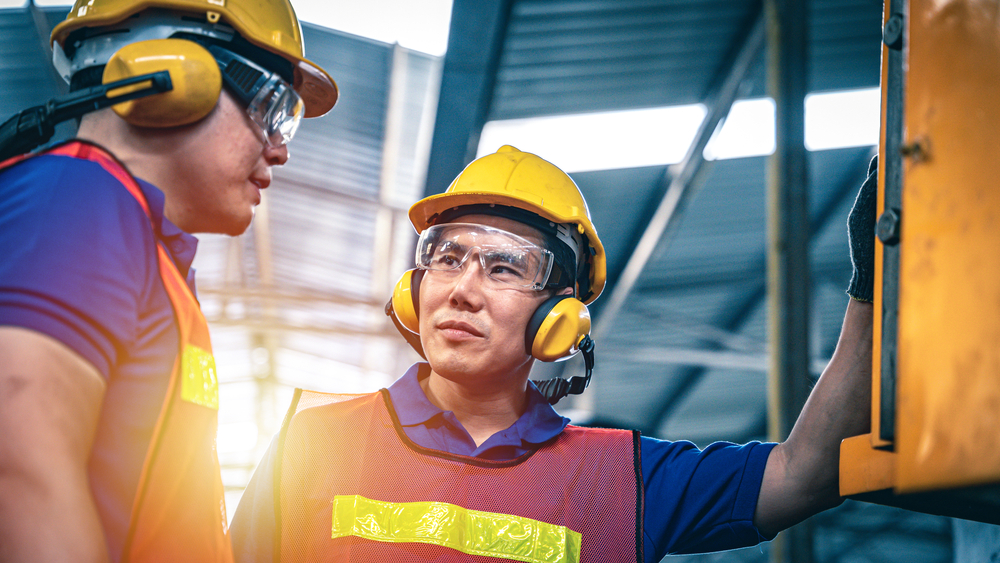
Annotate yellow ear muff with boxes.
[103,39,222,128]
[390,269,421,334]
[527,295,591,362]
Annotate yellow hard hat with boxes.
[409,145,607,304]
[51,0,337,118]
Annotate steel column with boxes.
[422,0,513,196]
[593,8,765,340]
[766,0,813,561]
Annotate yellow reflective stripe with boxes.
[180,344,219,410]
[331,494,581,563]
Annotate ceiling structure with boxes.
[0,1,965,561]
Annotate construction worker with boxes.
[0,0,336,561]
[230,146,876,561]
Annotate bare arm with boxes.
[753,298,873,537]
[0,327,110,562]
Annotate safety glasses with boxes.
[209,45,304,147]
[416,223,555,290]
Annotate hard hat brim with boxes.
[293,58,338,118]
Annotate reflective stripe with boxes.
[180,344,219,410]
[331,495,581,563]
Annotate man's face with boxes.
[418,214,554,385]
[162,90,288,235]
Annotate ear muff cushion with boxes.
[526,295,591,362]
[390,269,422,334]
[103,39,222,128]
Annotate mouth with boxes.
[437,319,485,338]
[251,176,271,190]
[250,177,269,205]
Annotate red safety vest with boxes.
[275,388,643,563]
[0,141,233,563]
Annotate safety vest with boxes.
[275,388,643,563]
[0,141,233,563]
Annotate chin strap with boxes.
[531,335,595,405]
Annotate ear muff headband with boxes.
[103,39,221,128]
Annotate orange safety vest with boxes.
[275,389,643,563]
[0,141,233,563]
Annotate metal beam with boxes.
[766,0,812,561]
[611,346,829,375]
[422,0,514,196]
[204,316,399,339]
[592,5,765,339]
[249,194,281,458]
[634,259,852,293]
[28,1,66,95]
[643,149,873,436]
[197,286,385,308]
[372,43,409,299]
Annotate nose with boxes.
[448,253,487,311]
[265,143,289,166]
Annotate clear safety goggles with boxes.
[211,46,305,147]
[416,223,555,290]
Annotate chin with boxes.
[195,213,253,236]
[428,348,529,383]
[227,216,254,236]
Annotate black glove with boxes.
[847,155,878,302]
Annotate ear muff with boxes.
[103,39,222,128]
[386,271,590,365]
[389,268,423,334]
[525,295,591,362]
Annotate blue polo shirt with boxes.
[0,146,199,561]
[231,364,775,562]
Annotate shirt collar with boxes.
[386,363,570,446]
[388,363,442,426]
[135,178,199,286]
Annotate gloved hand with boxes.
[846,155,878,302]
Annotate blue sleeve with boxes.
[640,436,776,560]
[0,155,157,378]
[231,437,279,563]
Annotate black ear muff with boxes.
[525,294,591,362]
[103,38,222,128]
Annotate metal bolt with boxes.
[877,208,901,246]
[900,138,929,163]
[883,14,904,51]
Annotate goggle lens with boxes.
[246,74,304,147]
[416,223,554,290]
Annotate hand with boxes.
[847,155,878,302]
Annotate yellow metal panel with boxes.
[870,0,891,450]
[895,0,1000,493]
[840,434,896,496]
